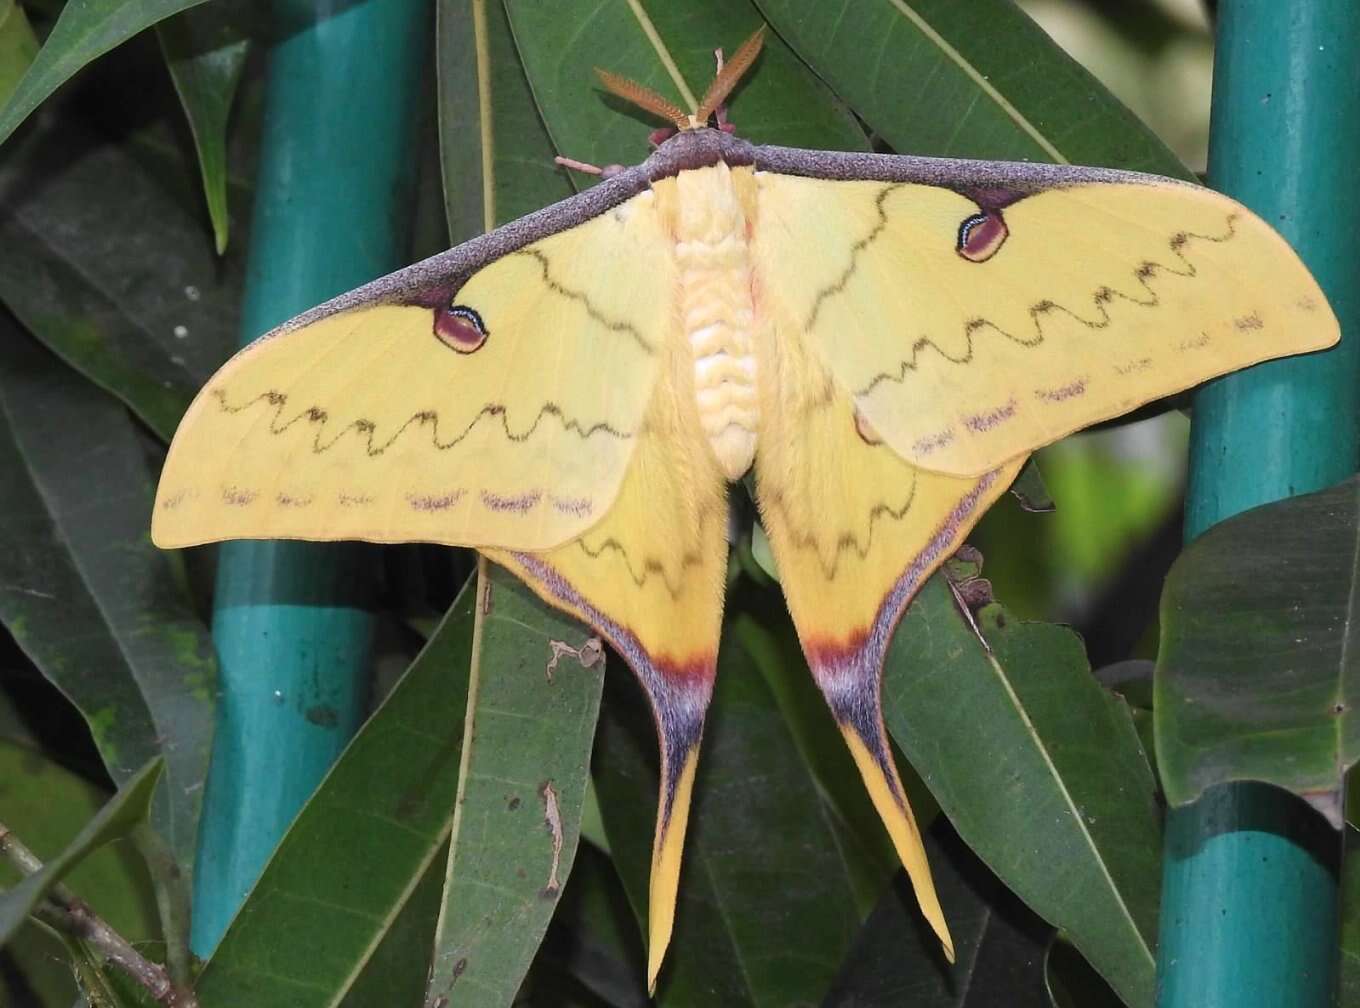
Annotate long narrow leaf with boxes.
[755,0,1191,176]
[0,114,243,441]
[0,0,38,102]
[0,0,213,145]
[192,583,477,1008]
[424,563,606,1006]
[824,827,1051,1007]
[503,0,867,175]
[883,580,1161,1007]
[0,324,216,876]
[0,757,162,945]
[438,0,575,242]
[593,620,863,1005]
[157,1,249,255]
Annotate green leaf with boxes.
[194,582,476,1008]
[157,2,249,255]
[503,0,867,175]
[0,325,216,876]
[0,0,212,145]
[338,840,447,1008]
[883,581,1161,1007]
[537,839,648,1007]
[61,930,158,1008]
[425,563,606,1007]
[730,593,901,915]
[435,16,617,1004]
[1046,937,1126,1008]
[1011,459,1056,514]
[0,0,38,104]
[593,617,862,1005]
[0,739,160,1007]
[824,828,1051,1007]
[1155,475,1360,815]
[754,0,1192,177]
[438,0,574,240]
[0,113,243,442]
[0,756,162,945]
[1341,827,1360,1007]
[1097,660,1157,780]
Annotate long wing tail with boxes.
[487,359,730,992]
[754,316,1022,961]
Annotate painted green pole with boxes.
[1156,2,1359,1005]
[190,0,428,955]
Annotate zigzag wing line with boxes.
[210,388,633,456]
[760,471,920,582]
[855,215,1240,396]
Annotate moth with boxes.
[153,27,1338,989]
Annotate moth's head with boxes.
[594,26,765,143]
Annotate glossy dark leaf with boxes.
[884,581,1161,1007]
[0,0,213,145]
[1011,460,1056,514]
[1155,475,1360,815]
[824,826,1051,1007]
[730,595,901,914]
[337,840,447,1008]
[193,584,475,1008]
[503,0,867,176]
[1046,937,1127,1008]
[0,114,242,441]
[593,620,863,1006]
[0,324,216,876]
[157,1,249,254]
[755,0,1191,176]
[438,0,574,241]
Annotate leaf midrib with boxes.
[981,645,1154,972]
[882,0,1067,163]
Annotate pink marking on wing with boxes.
[1114,357,1153,376]
[1178,332,1212,351]
[481,489,542,514]
[275,493,314,508]
[1035,378,1088,403]
[337,493,374,506]
[406,491,464,512]
[1234,312,1264,332]
[963,398,1018,433]
[159,490,192,510]
[550,495,593,517]
[911,427,956,456]
[222,487,257,507]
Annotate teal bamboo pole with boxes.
[189,0,428,955]
[1156,2,1359,1004]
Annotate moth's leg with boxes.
[554,155,627,179]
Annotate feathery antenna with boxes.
[694,26,765,123]
[594,25,766,131]
[595,69,690,130]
